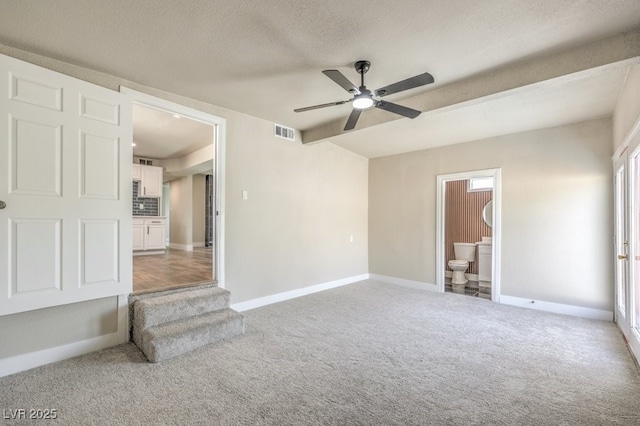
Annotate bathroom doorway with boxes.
[436,169,501,302]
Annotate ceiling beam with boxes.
[301,29,640,144]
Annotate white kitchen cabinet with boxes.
[142,165,163,197]
[133,217,166,253]
[132,218,144,251]
[132,163,142,181]
[145,218,166,250]
[477,243,492,288]
[135,164,163,198]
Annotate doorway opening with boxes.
[436,169,501,302]
[121,88,226,294]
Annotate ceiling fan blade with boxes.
[294,100,349,113]
[323,70,360,94]
[375,72,434,97]
[344,108,362,131]
[375,100,421,119]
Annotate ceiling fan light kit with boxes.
[353,94,374,109]
[295,60,434,131]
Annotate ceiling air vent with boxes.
[274,123,295,141]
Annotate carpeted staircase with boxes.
[131,286,245,362]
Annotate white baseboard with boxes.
[369,274,438,292]
[1,296,130,378]
[192,242,205,248]
[169,243,193,251]
[231,274,370,312]
[0,331,125,378]
[133,249,165,256]
[369,274,610,321]
[500,295,613,321]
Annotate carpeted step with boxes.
[141,308,245,362]
[132,287,230,347]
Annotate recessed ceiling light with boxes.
[173,114,181,119]
[132,142,136,147]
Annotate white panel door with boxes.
[0,53,132,315]
[628,147,640,359]
[614,152,631,337]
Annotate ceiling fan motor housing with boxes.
[354,60,371,75]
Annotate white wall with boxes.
[614,65,640,151]
[369,119,613,311]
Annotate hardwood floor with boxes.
[133,247,214,294]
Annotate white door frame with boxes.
[628,142,640,360]
[436,168,502,302]
[613,151,629,334]
[119,87,226,289]
[613,117,640,362]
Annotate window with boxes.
[468,177,494,192]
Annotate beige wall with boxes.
[169,175,194,247]
[168,174,206,247]
[192,174,206,245]
[614,65,640,151]
[225,119,369,303]
[369,118,613,311]
[0,297,118,359]
[0,45,369,363]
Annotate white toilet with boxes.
[448,243,476,285]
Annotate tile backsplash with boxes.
[133,181,159,216]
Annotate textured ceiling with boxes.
[132,105,213,159]
[0,1,639,158]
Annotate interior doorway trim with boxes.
[119,87,227,289]
[436,168,502,302]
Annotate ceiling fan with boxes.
[294,60,434,131]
